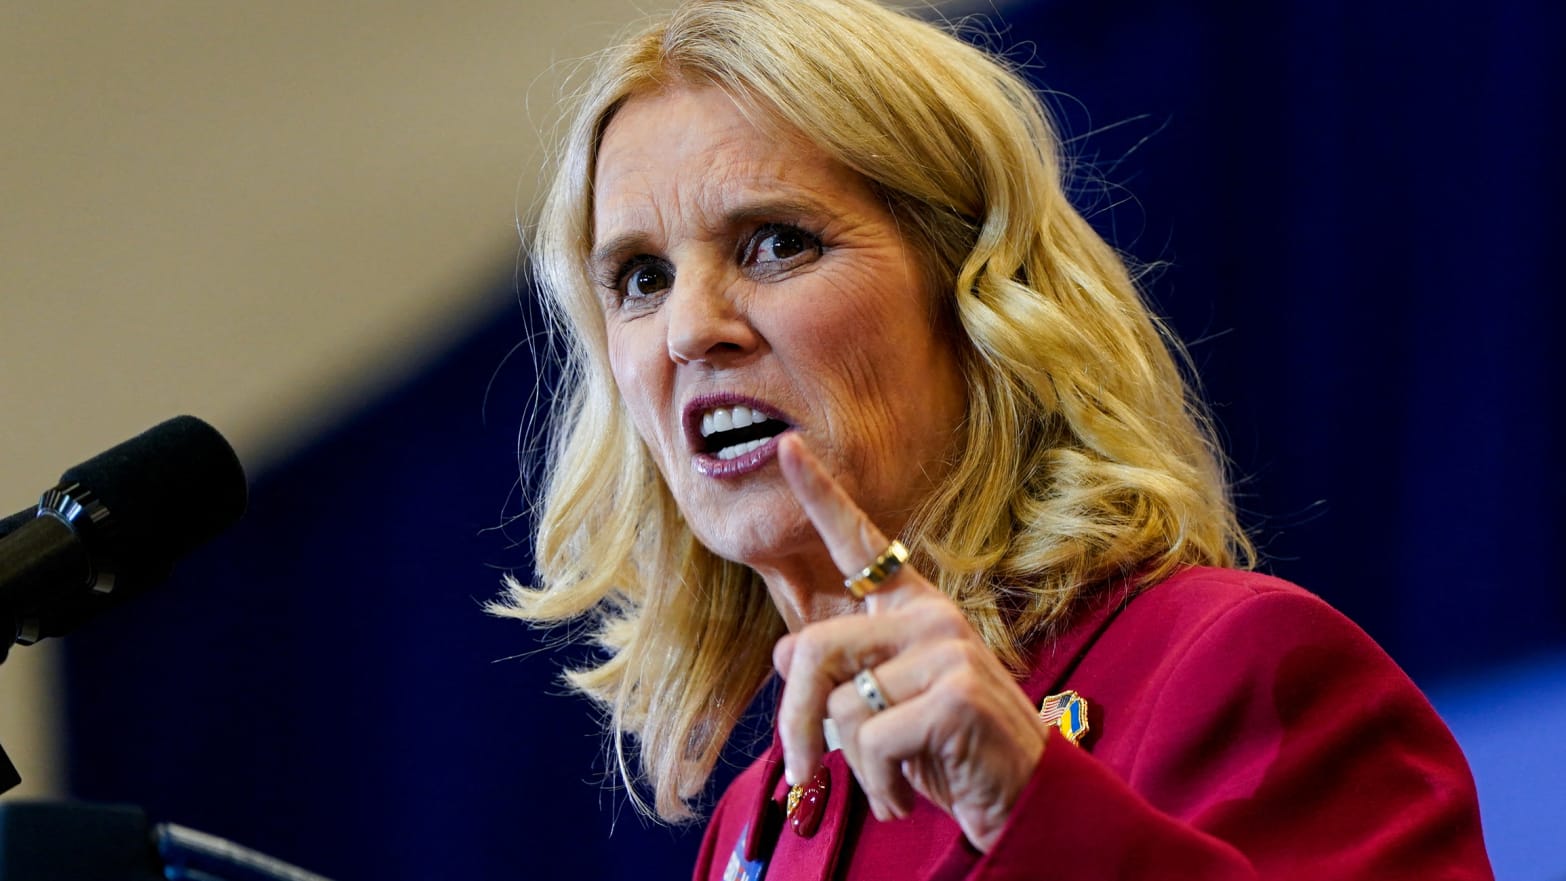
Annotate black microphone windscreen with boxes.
[0,509,32,542]
[59,415,248,586]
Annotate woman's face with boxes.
[592,85,967,585]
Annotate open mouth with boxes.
[698,404,790,460]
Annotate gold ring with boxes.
[843,539,909,599]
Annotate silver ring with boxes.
[854,668,890,714]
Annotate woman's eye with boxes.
[619,259,672,301]
[748,225,822,268]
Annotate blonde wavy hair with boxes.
[494,0,1254,822]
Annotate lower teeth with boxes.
[716,438,768,460]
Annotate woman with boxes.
[496,0,1493,877]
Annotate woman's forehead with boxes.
[595,87,813,184]
[591,86,872,240]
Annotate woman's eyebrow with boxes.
[589,232,653,276]
[589,196,830,271]
[718,197,827,229]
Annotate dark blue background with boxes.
[58,2,1564,878]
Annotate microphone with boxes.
[0,415,248,657]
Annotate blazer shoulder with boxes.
[1124,566,1343,631]
[1088,566,1393,688]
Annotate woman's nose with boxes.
[664,273,759,365]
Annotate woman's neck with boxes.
[751,545,862,632]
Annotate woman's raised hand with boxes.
[772,434,1048,852]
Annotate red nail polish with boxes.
[787,766,830,837]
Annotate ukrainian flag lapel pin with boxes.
[1038,690,1091,746]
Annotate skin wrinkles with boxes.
[594,85,967,630]
[591,197,843,290]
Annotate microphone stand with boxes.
[1,508,29,794]
[0,739,18,795]
[1,625,24,794]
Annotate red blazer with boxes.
[692,568,1493,880]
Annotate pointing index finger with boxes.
[777,433,918,610]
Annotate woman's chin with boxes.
[690,515,819,582]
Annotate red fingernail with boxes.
[787,766,830,837]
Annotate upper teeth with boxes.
[700,405,768,438]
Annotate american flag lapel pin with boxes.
[1038,690,1091,746]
